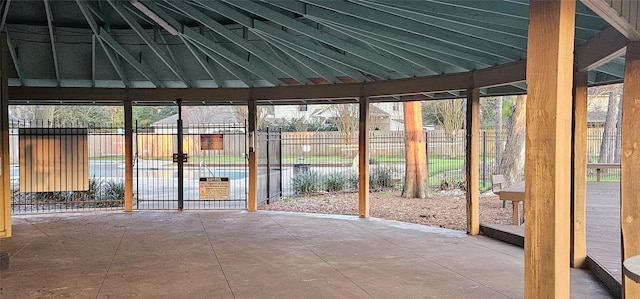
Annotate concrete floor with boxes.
[1,211,612,298]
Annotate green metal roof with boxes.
[0,0,631,103]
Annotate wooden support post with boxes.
[124,100,133,212]
[621,41,640,298]
[571,71,588,268]
[525,1,575,297]
[465,88,480,235]
[0,32,10,238]
[247,99,258,211]
[358,96,370,218]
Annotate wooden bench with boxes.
[492,175,526,225]
[497,181,525,225]
[586,163,620,181]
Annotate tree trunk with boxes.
[498,95,526,187]
[402,101,428,198]
[598,92,618,163]
[614,93,623,163]
[494,96,504,166]
[462,99,467,171]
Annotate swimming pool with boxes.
[9,163,248,181]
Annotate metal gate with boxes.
[257,128,282,206]
[135,121,247,210]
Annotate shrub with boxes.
[100,180,125,200]
[370,166,398,190]
[94,180,125,207]
[51,191,74,202]
[347,173,359,189]
[77,177,103,202]
[10,177,127,209]
[292,171,322,194]
[323,172,349,192]
[438,175,465,191]
[345,167,399,190]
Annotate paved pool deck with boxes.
[1,210,612,298]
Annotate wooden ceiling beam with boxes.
[576,26,629,71]
[581,0,640,40]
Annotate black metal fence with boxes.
[135,122,248,210]
[280,129,617,197]
[8,118,618,213]
[10,120,249,213]
[281,130,479,196]
[10,120,126,213]
[257,127,282,206]
[586,131,621,181]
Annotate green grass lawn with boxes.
[370,155,405,163]
[428,156,465,173]
[587,176,620,182]
[282,155,354,163]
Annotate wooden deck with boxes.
[481,182,622,296]
[586,182,621,282]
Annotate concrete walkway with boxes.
[1,210,611,298]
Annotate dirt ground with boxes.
[258,189,520,230]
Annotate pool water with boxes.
[9,163,248,181]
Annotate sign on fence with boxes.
[201,134,224,150]
[199,177,230,200]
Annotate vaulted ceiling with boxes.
[0,0,633,104]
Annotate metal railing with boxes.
[8,118,619,213]
[281,130,491,196]
[135,122,248,210]
[258,127,282,205]
[586,132,620,181]
[10,120,125,213]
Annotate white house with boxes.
[267,103,404,131]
